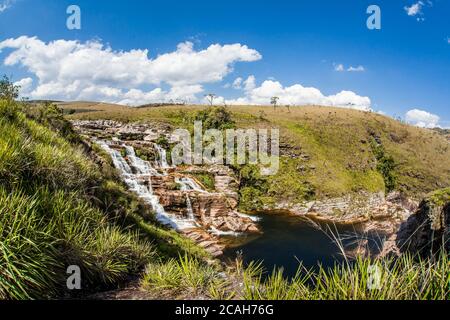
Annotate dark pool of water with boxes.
[222,212,385,278]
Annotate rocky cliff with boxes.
[72,120,260,257]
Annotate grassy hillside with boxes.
[0,99,208,299]
[67,104,450,210]
[2,94,448,300]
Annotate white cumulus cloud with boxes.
[226,77,372,111]
[14,77,33,96]
[0,36,262,104]
[232,77,243,89]
[405,108,440,128]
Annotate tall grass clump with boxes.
[142,254,225,298]
[0,94,154,299]
[239,254,449,300]
[140,252,449,300]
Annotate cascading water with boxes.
[124,145,158,175]
[237,212,262,222]
[209,227,241,237]
[96,139,253,237]
[97,140,196,230]
[154,143,170,169]
[185,194,196,222]
[97,141,132,174]
[175,177,207,193]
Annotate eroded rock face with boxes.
[276,191,417,230]
[154,176,258,234]
[395,194,449,257]
[72,120,260,256]
[378,188,450,258]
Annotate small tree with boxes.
[270,96,279,110]
[0,75,20,101]
[204,93,217,106]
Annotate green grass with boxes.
[0,99,215,299]
[427,187,450,207]
[142,254,221,298]
[244,254,450,300]
[141,253,449,300]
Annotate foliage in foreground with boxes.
[0,99,154,299]
[142,253,449,300]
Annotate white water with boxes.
[209,226,242,237]
[97,141,196,230]
[185,194,197,223]
[97,141,132,174]
[124,145,160,176]
[154,143,170,169]
[96,140,254,236]
[175,177,207,193]
[237,212,262,222]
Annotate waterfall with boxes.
[154,143,170,169]
[175,177,207,193]
[96,140,255,237]
[97,141,132,174]
[185,194,196,222]
[97,140,196,230]
[124,145,160,176]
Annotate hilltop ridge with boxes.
[63,102,450,208]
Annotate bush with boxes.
[194,106,235,131]
[370,137,398,193]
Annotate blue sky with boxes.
[0,0,449,127]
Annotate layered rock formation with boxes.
[272,191,417,234]
[381,188,450,257]
[72,120,260,257]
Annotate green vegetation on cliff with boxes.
[1,87,448,300]
[0,91,208,299]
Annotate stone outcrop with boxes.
[378,188,450,258]
[272,191,417,231]
[391,188,449,257]
[72,120,260,257]
[153,175,258,234]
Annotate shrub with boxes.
[194,106,235,131]
[370,137,398,193]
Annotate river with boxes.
[222,212,385,278]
